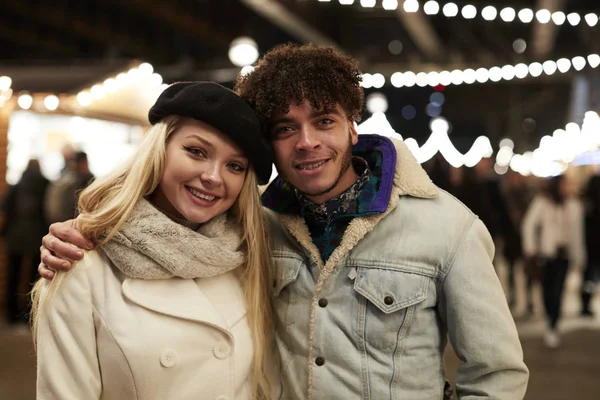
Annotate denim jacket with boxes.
[264,135,529,400]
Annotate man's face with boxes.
[269,101,359,204]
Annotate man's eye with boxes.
[319,118,334,125]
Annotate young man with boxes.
[39,44,528,399]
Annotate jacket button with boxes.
[315,357,325,366]
[160,349,178,368]
[384,296,394,305]
[318,298,328,308]
[213,341,231,359]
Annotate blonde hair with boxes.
[31,116,273,398]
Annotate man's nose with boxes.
[295,126,321,151]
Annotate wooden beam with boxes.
[531,0,565,58]
[395,9,443,60]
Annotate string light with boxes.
[380,54,600,88]
[316,1,600,28]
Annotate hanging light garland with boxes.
[361,54,600,88]
[317,1,600,27]
[2,62,168,114]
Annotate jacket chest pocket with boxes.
[351,267,428,351]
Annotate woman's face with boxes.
[152,118,248,224]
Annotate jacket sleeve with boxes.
[36,260,102,399]
[438,217,529,399]
[568,199,586,268]
[521,195,544,257]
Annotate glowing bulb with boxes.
[442,3,459,17]
[518,8,534,23]
[0,76,11,91]
[552,11,566,25]
[360,0,376,7]
[416,72,428,87]
[44,95,59,111]
[529,62,543,77]
[556,58,571,73]
[535,9,551,24]
[138,62,154,76]
[403,71,417,87]
[391,72,404,88]
[501,65,515,81]
[567,13,581,26]
[461,5,477,19]
[423,0,439,15]
[481,6,497,21]
[372,73,385,88]
[542,60,557,75]
[90,84,105,99]
[585,13,598,27]
[382,0,399,10]
[515,63,529,79]
[489,66,502,82]
[403,0,419,13]
[439,70,452,86]
[426,71,440,87]
[150,73,163,87]
[500,7,516,22]
[77,91,92,106]
[572,56,586,71]
[104,78,117,93]
[462,68,476,84]
[588,54,600,68]
[450,69,464,85]
[17,92,32,110]
[240,66,255,76]
[475,68,489,83]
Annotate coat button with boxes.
[384,296,394,305]
[213,341,231,360]
[315,357,325,366]
[160,349,178,368]
[318,298,328,308]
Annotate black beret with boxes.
[149,81,273,184]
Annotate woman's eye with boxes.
[229,163,247,172]
[184,146,205,157]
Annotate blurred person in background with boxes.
[522,175,585,348]
[1,159,49,326]
[503,170,534,313]
[581,174,600,317]
[459,158,515,266]
[45,150,94,223]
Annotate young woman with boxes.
[31,82,274,399]
[522,175,585,348]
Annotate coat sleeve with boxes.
[568,199,586,268]
[521,195,544,257]
[438,218,529,399]
[36,259,102,400]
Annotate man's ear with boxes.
[349,121,359,145]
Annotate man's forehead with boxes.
[272,100,344,119]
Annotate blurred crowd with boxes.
[1,146,93,327]
[425,155,600,348]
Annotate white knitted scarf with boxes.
[101,198,244,279]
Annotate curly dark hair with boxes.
[234,43,364,136]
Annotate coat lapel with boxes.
[121,277,230,333]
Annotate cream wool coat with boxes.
[36,249,254,400]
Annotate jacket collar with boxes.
[121,277,231,333]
